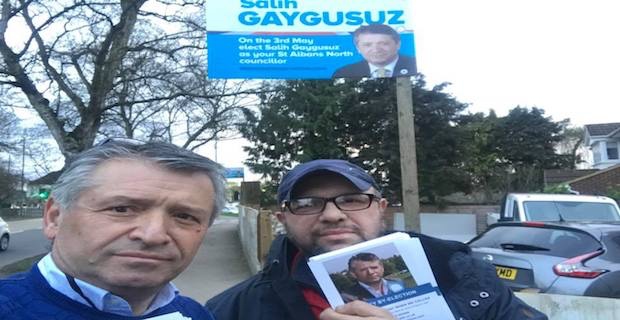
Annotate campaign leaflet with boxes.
[308,233,455,320]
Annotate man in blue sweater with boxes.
[0,139,225,319]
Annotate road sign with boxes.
[226,167,245,179]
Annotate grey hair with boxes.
[348,252,381,271]
[51,140,227,226]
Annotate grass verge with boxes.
[219,211,239,218]
[0,253,46,278]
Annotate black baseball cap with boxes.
[277,159,380,204]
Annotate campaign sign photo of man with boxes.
[332,24,417,79]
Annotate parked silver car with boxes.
[0,217,9,251]
[468,221,620,298]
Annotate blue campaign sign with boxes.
[206,0,415,79]
[225,167,245,179]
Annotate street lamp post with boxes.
[20,134,25,215]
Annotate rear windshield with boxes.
[605,231,620,254]
[523,201,620,222]
[469,226,601,258]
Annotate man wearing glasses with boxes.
[0,140,222,319]
[207,159,546,320]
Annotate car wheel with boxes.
[0,234,8,251]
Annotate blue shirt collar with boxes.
[37,253,179,316]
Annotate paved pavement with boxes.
[1,216,251,303]
[5,218,43,233]
[174,216,251,302]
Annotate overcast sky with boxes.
[13,0,620,177]
[412,0,619,126]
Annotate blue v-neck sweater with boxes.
[0,266,214,320]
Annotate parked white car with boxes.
[0,217,9,251]
[493,193,620,223]
[223,202,240,214]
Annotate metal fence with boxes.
[0,208,44,219]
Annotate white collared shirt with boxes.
[358,278,405,298]
[369,57,399,78]
[358,279,390,298]
[37,253,179,316]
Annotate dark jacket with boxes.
[332,55,417,79]
[206,233,547,320]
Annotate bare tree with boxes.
[101,9,260,147]
[0,162,19,204]
[0,0,149,163]
[22,124,64,177]
[0,0,258,167]
[557,124,585,169]
[0,104,19,152]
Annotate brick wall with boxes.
[569,165,620,195]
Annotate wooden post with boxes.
[257,210,274,264]
[240,181,261,210]
[396,77,421,232]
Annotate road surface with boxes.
[0,219,48,268]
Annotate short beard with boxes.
[283,228,326,257]
[284,224,385,257]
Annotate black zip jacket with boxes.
[206,232,547,320]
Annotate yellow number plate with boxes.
[496,266,518,280]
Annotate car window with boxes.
[512,200,520,221]
[556,202,620,221]
[469,226,601,258]
[605,232,620,254]
[523,201,620,221]
[524,201,560,221]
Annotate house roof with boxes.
[30,170,63,185]
[585,122,620,137]
[544,169,599,185]
[566,163,620,185]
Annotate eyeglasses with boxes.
[283,193,379,215]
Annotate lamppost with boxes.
[20,133,25,215]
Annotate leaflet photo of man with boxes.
[340,253,406,303]
[332,24,417,79]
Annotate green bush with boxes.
[606,187,620,203]
[543,183,572,194]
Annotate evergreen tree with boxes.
[241,76,469,204]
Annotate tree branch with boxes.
[20,0,87,114]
